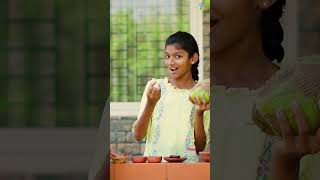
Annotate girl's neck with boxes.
[211,29,279,90]
[169,74,196,90]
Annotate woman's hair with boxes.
[165,31,200,81]
[261,0,286,63]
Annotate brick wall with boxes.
[203,9,210,79]
[110,116,145,155]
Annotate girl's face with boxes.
[164,44,195,80]
[211,0,262,54]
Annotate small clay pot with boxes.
[164,157,187,163]
[147,156,162,163]
[132,156,147,163]
[111,155,128,164]
[199,152,210,162]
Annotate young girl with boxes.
[132,31,210,162]
[211,0,320,179]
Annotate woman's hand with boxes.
[194,96,210,113]
[146,79,161,105]
[271,100,320,180]
[273,101,320,159]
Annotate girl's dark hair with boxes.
[165,31,200,81]
[261,0,286,63]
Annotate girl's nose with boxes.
[167,57,175,65]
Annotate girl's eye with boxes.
[165,55,170,59]
[175,55,181,59]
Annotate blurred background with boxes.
[0,0,107,179]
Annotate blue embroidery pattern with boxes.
[151,79,165,155]
[256,136,276,180]
[184,105,197,162]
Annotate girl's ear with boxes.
[191,53,199,64]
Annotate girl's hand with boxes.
[146,79,161,104]
[194,96,210,113]
[272,100,320,161]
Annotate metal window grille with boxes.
[110,0,190,102]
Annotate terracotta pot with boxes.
[132,156,147,163]
[199,152,210,162]
[111,155,128,164]
[164,157,187,163]
[147,156,162,163]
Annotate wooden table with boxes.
[110,162,210,180]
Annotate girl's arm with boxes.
[133,80,161,141]
[194,109,207,152]
[133,100,157,141]
[194,97,210,152]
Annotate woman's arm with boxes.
[271,149,300,180]
[270,102,320,180]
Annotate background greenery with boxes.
[110,0,190,102]
[0,0,108,128]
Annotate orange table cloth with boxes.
[110,162,210,180]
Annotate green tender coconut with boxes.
[260,91,320,135]
[190,79,210,104]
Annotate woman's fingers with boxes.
[194,96,210,111]
[291,101,310,135]
[290,101,312,154]
[273,100,320,158]
[276,109,293,138]
[194,97,200,106]
[147,80,157,94]
[149,81,157,89]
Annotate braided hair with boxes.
[261,0,286,63]
[165,31,200,81]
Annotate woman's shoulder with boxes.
[257,55,320,97]
[265,55,320,83]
